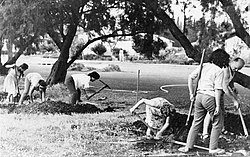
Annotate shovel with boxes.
[175,49,206,138]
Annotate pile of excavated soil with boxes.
[4,100,114,115]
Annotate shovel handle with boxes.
[186,49,206,126]
[87,85,107,100]
[238,108,249,137]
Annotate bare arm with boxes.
[40,90,46,102]
[130,98,150,113]
[222,68,238,102]
[28,86,35,102]
[155,116,170,139]
[214,89,223,115]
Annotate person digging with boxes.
[65,71,100,105]
[129,97,176,140]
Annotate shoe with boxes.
[209,148,225,154]
[178,147,191,153]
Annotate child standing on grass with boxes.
[178,49,230,155]
[65,71,100,105]
[3,63,29,103]
[129,97,175,139]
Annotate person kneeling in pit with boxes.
[18,73,47,105]
[129,97,175,139]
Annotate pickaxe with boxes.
[87,80,111,100]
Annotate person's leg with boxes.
[18,78,31,105]
[202,112,211,138]
[204,96,223,151]
[65,76,77,104]
[145,105,154,136]
[209,111,223,150]
[185,94,207,149]
[76,88,81,103]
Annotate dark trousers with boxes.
[65,76,81,104]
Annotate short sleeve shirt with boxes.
[189,63,223,97]
[26,73,44,87]
[71,74,90,89]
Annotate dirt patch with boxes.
[3,100,115,115]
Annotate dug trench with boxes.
[1,99,250,153]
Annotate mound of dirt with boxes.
[6,100,115,115]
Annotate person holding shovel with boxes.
[3,63,29,103]
[202,57,245,141]
[129,97,175,139]
[178,49,230,154]
[65,71,100,105]
[18,72,47,105]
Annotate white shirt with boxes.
[189,63,223,97]
[26,73,44,87]
[71,74,90,89]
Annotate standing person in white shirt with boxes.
[18,73,47,105]
[201,57,245,141]
[179,49,231,155]
[65,71,100,104]
[3,63,29,103]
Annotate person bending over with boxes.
[65,71,100,105]
[18,72,47,105]
[130,97,175,139]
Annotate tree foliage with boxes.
[1,0,250,87]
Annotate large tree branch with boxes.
[137,0,201,62]
[234,71,250,89]
[219,0,250,47]
[67,31,143,66]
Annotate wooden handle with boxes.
[186,49,206,126]
[238,108,249,137]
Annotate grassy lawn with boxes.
[0,112,141,157]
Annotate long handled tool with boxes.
[228,87,249,137]
[185,49,206,126]
[238,107,249,137]
[174,50,206,138]
[87,80,111,100]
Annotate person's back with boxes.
[196,63,223,97]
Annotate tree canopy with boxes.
[0,0,250,86]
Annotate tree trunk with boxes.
[141,0,202,62]
[219,0,250,47]
[141,0,250,90]
[46,59,68,85]
[46,24,77,85]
